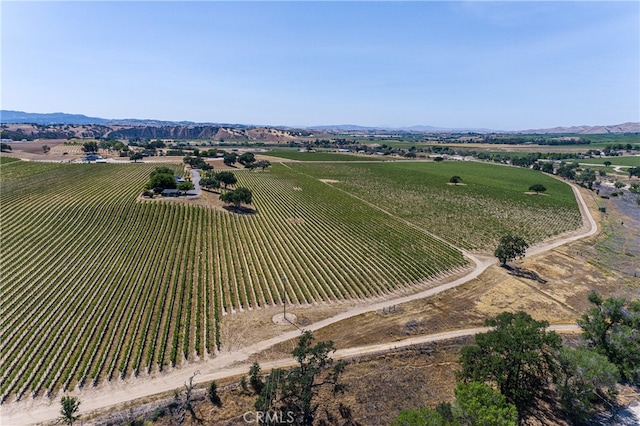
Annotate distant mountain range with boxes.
[1,110,638,134]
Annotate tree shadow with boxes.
[507,265,548,284]
[222,205,258,215]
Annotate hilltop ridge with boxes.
[1,110,638,136]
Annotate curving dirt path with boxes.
[0,175,597,425]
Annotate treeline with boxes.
[483,135,592,145]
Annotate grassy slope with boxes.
[289,161,582,252]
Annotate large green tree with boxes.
[215,171,237,189]
[177,181,195,193]
[82,141,98,153]
[458,311,561,416]
[557,347,619,424]
[220,187,252,209]
[390,382,517,426]
[199,177,220,191]
[223,152,237,167]
[494,235,528,266]
[129,152,144,163]
[255,331,346,426]
[453,382,518,426]
[238,152,256,166]
[449,176,462,185]
[528,184,546,194]
[577,291,640,384]
[145,172,176,191]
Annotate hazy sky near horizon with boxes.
[1,1,638,130]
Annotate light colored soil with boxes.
[446,182,467,186]
[319,179,340,183]
[271,313,298,325]
[524,191,550,195]
[137,188,228,210]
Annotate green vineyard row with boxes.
[0,161,468,402]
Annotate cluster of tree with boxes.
[183,155,213,171]
[144,167,178,192]
[484,136,591,145]
[629,166,640,178]
[0,128,32,141]
[395,293,638,425]
[220,187,253,209]
[603,143,638,152]
[394,293,640,425]
[0,143,12,152]
[223,152,237,167]
[198,148,221,157]
[128,139,166,149]
[545,162,599,189]
[82,141,99,153]
[83,139,132,157]
[200,170,237,191]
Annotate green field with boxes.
[577,156,640,167]
[266,150,384,161]
[0,156,21,165]
[0,161,469,401]
[289,161,582,252]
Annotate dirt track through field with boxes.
[0,176,597,425]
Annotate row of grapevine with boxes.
[0,161,469,403]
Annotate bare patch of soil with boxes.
[524,191,550,195]
[319,179,340,183]
[137,189,229,210]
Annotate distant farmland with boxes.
[0,159,583,402]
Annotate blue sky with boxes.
[1,1,638,130]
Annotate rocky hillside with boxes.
[0,123,300,142]
[519,122,640,134]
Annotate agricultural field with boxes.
[578,156,640,167]
[0,161,469,403]
[265,150,384,162]
[0,156,21,165]
[289,161,583,252]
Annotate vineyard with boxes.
[0,161,469,402]
[289,161,583,252]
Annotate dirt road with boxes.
[0,324,582,425]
